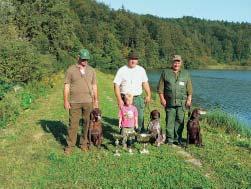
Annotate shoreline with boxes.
[146,69,251,127]
[146,65,251,71]
[197,65,251,70]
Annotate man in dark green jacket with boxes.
[157,55,192,145]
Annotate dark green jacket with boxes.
[157,69,192,108]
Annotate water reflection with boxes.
[148,69,251,126]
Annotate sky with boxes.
[96,0,251,23]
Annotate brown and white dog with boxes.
[89,108,103,148]
[186,108,206,147]
[148,110,165,146]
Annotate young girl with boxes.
[119,93,138,149]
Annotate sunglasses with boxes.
[80,59,88,62]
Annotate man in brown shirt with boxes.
[64,48,98,154]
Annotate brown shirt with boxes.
[64,64,97,103]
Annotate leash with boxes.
[184,106,192,127]
[144,101,153,132]
[188,106,192,118]
[145,102,151,114]
[81,68,95,107]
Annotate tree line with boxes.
[1,0,251,92]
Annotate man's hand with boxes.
[143,82,151,105]
[92,84,98,108]
[114,84,124,108]
[159,93,166,108]
[144,96,151,104]
[185,99,192,108]
[64,100,71,110]
[160,98,166,107]
[186,95,192,108]
[93,100,99,108]
[118,98,124,108]
[64,84,71,110]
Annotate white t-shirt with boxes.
[113,65,148,96]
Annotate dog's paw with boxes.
[196,144,204,148]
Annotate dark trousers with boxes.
[133,96,145,131]
[66,103,93,148]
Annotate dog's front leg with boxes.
[198,127,204,147]
[97,135,101,149]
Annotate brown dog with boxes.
[148,110,165,146]
[186,108,206,147]
[89,108,103,148]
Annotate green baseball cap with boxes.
[172,55,182,62]
[79,48,90,60]
[128,50,139,59]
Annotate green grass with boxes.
[205,109,251,137]
[0,71,250,188]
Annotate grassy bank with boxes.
[197,64,251,70]
[0,70,250,188]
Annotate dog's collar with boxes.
[151,118,160,121]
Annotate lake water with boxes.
[147,69,251,126]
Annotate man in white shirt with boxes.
[113,50,151,132]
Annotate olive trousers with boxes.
[66,103,93,148]
[165,106,185,143]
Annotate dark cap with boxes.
[172,55,182,62]
[128,50,139,59]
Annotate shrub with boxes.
[0,80,13,100]
[205,109,251,138]
[0,75,58,129]
[0,38,55,84]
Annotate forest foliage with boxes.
[0,0,251,92]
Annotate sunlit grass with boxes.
[205,109,251,137]
[0,70,250,188]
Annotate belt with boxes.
[120,94,141,97]
[133,95,140,97]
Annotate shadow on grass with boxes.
[39,120,68,147]
[102,116,119,144]
[38,116,120,148]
